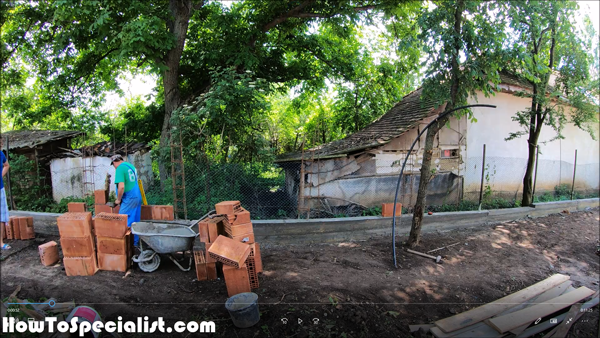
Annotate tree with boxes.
[407,0,505,247]
[503,0,599,206]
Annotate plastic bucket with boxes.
[225,292,260,328]
[66,306,102,338]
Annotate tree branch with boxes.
[262,0,315,32]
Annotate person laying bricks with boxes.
[1,137,10,250]
[111,154,142,247]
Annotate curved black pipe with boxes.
[391,104,496,268]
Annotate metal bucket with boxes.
[225,292,260,328]
[66,306,102,338]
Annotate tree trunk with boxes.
[407,0,464,248]
[158,0,193,188]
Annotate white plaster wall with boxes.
[50,151,153,202]
[465,92,599,195]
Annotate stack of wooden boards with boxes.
[412,274,599,338]
[3,216,35,240]
[194,201,263,297]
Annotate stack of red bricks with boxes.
[3,216,35,240]
[197,201,263,297]
[95,213,132,272]
[56,212,98,276]
[141,205,174,221]
[93,190,120,214]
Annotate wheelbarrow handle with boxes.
[187,210,216,229]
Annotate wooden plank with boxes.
[516,293,599,338]
[508,280,573,335]
[434,274,570,333]
[487,286,594,334]
[547,303,582,337]
[430,323,505,338]
[495,281,572,319]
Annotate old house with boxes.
[276,73,599,214]
[1,130,83,206]
[49,141,153,202]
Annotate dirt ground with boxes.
[1,209,599,338]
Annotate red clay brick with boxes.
[18,217,35,239]
[61,236,96,257]
[63,256,98,276]
[215,201,241,215]
[94,213,128,238]
[97,252,129,272]
[230,223,253,237]
[251,243,263,273]
[245,244,259,289]
[140,205,153,220]
[94,190,107,205]
[232,208,251,225]
[205,243,216,263]
[232,233,255,244]
[12,217,21,239]
[223,264,251,297]
[207,222,219,243]
[381,203,402,217]
[38,241,59,266]
[195,260,208,281]
[198,221,209,243]
[208,235,252,268]
[5,218,14,239]
[96,233,130,255]
[151,205,174,221]
[68,202,86,213]
[57,212,93,238]
[206,262,217,280]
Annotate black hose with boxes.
[391,104,496,268]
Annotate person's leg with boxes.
[1,187,10,250]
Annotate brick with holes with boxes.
[96,230,131,255]
[381,203,402,217]
[57,212,93,238]
[63,256,98,276]
[97,252,129,272]
[140,205,153,220]
[207,235,251,268]
[94,213,128,238]
[94,189,108,205]
[215,201,241,215]
[222,263,251,297]
[95,204,120,215]
[68,202,86,213]
[206,262,217,280]
[12,217,21,239]
[230,223,253,237]
[61,236,96,257]
[18,217,35,239]
[232,207,251,225]
[38,241,59,266]
[245,246,259,289]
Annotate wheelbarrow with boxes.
[131,211,215,272]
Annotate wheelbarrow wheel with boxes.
[137,250,161,273]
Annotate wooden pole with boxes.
[532,145,540,199]
[570,149,577,200]
[478,144,486,206]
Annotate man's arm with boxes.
[116,182,125,205]
[2,160,9,177]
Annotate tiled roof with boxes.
[0,130,82,150]
[276,72,535,163]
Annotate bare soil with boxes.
[1,209,599,338]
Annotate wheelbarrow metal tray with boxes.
[131,222,197,254]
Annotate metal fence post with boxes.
[478,144,486,206]
[570,149,577,200]
[532,145,540,199]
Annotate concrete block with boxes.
[68,203,86,213]
[60,236,96,257]
[57,212,93,238]
[63,256,98,276]
[38,241,59,266]
[222,264,251,297]
[208,235,252,268]
[94,213,128,238]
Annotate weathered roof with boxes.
[0,130,82,150]
[276,88,441,162]
[51,141,151,159]
[276,72,535,163]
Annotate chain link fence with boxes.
[4,142,599,218]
